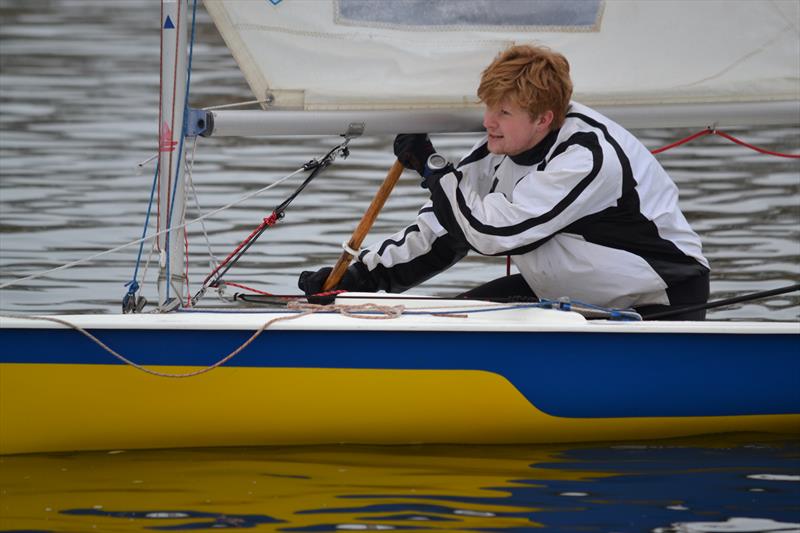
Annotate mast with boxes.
[157,0,189,310]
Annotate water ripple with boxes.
[0,2,797,319]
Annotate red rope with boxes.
[651,128,800,158]
[311,289,347,298]
[201,211,280,287]
[221,282,277,296]
[650,129,713,154]
[713,130,800,158]
[501,126,798,274]
[220,282,346,300]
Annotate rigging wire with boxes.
[122,161,160,313]
[232,283,800,321]
[0,165,309,291]
[186,137,220,272]
[191,139,352,304]
[1,123,795,297]
[202,99,271,110]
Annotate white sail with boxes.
[203,0,800,130]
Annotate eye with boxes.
[501,109,512,116]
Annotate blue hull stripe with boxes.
[2,329,799,418]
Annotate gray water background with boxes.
[1,1,799,319]
[1,4,800,533]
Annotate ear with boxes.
[537,110,555,130]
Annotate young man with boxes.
[299,45,710,319]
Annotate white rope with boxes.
[341,241,361,258]
[202,99,271,111]
[0,165,308,290]
[186,137,220,272]
[138,240,157,309]
[180,171,190,303]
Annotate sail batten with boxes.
[203,0,799,129]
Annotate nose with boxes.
[483,109,497,131]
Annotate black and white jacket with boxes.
[357,102,709,309]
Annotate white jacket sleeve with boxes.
[356,202,469,292]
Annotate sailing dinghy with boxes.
[1,0,798,455]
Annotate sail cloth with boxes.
[204,0,800,130]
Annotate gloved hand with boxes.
[393,133,435,176]
[297,262,377,296]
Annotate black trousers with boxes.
[458,272,710,321]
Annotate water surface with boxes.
[1,436,799,532]
[0,1,798,318]
[0,3,798,532]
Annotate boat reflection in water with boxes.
[1,435,798,532]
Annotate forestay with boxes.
[204,0,800,130]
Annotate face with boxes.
[483,100,553,156]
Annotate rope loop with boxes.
[342,241,361,258]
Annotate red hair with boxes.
[478,45,573,129]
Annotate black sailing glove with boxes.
[297,262,377,296]
[393,133,435,176]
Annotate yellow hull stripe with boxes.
[2,363,798,454]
